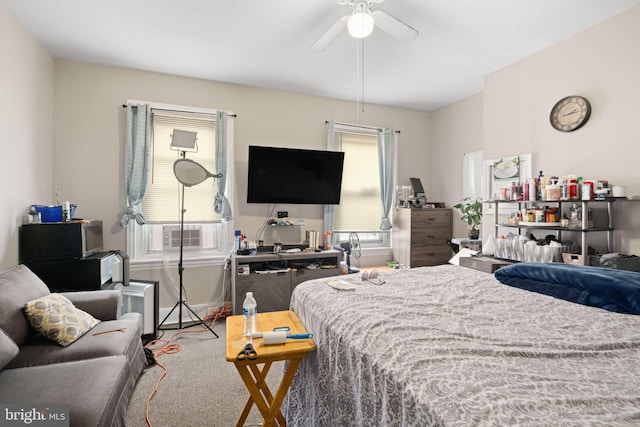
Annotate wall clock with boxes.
[550,95,591,132]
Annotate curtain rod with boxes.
[327,120,400,134]
[122,104,237,117]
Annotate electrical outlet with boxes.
[277,211,288,218]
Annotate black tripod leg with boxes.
[183,301,219,338]
[158,300,181,331]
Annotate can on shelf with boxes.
[534,208,545,223]
[524,209,535,223]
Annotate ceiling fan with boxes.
[311,0,418,52]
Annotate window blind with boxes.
[142,109,220,223]
[333,131,382,231]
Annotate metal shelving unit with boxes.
[487,198,638,265]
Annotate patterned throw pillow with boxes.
[24,293,100,347]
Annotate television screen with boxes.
[247,145,345,204]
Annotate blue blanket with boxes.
[494,262,640,314]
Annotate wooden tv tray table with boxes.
[225,310,316,427]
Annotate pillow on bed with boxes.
[24,293,100,346]
[494,262,640,314]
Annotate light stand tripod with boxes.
[158,155,222,337]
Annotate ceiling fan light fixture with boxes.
[347,10,374,38]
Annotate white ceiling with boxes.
[4,0,640,111]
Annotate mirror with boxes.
[173,158,222,187]
[463,150,483,199]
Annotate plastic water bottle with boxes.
[243,292,257,336]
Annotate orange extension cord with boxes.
[142,300,232,427]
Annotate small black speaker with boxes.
[119,251,130,287]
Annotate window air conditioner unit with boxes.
[162,225,202,250]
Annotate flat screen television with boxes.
[247,145,345,204]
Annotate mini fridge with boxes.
[104,280,158,339]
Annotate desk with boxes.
[225,311,316,427]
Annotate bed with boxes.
[282,263,640,426]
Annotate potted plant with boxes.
[453,197,483,239]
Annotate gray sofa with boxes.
[0,265,147,427]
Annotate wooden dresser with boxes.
[392,207,452,268]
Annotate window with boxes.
[127,104,232,267]
[332,128,390,248]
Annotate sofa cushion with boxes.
[0,328,19,370]
[0,265,50,346]
[8,313,143,369]
[24,293,100,347]
[0,355,134,427]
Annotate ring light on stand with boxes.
[174,158,222,186]
[158,130,222,337]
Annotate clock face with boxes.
[550,96,591,132]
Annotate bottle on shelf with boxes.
[576,177,583,201]
[560,179,569,201]
[243,292,257,336]
[235,230,242,252]
[528,178,537,201]
[569,178,578,200]
[323,231,331,250]
[582,181,593,200]
[546,182,561,201]
[570,204,582,229]
[62,201,71,222]
[537,171,544,200]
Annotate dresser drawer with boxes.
[411,209,451,229]
[410,245,452,267]
[412,227,451,246]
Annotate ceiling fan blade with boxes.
[372,10,418,42]
[310,15,349,52]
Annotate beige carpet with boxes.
[125,318,283,427]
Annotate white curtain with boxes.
[214,111,233,220]
[377,128,396,230]
[120,103,151,226]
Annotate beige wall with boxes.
[483,5,640,254]
[52,60,431,314]
[430,93,484,238]
[0,3,53,270]
[433,5,640,254]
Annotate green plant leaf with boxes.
[453,197,483,228]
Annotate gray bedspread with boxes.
[283,265,640,426]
